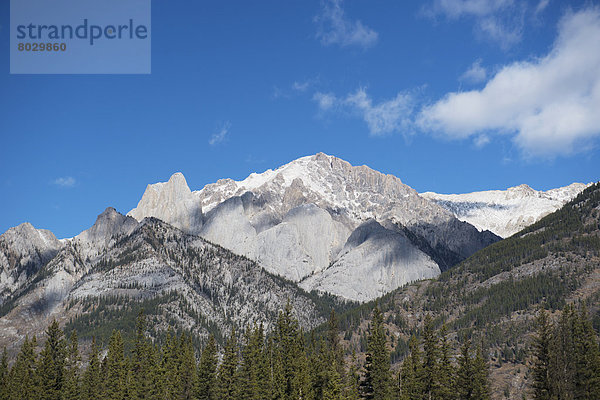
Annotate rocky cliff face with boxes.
[0,223,63,300]
[422,182,589,238]
[128,173,203,234]
[127,153,500,301]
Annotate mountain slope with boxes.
[128,153,499,301]
[422,182,588,238]
[0,208,331,354]
[333,182,600,399]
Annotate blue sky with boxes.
[1,0,599,238]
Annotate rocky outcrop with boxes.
[0,223,63,301]
[128,172,203,234]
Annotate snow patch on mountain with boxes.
[422,183,589,238]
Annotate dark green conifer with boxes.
[81,337,101,400]
[472,344,490,400]
[532,309,553,400]
[38,320,66,400]
[422,314,439,399]
[216,326,238,400]
[399,335,423,400]
[105,330,127,400]
[456,339,473,400]
[360,307,391,400]
[62,330,81,400]
[197,335,218,400]
[8,336,39,400]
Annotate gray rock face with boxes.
[129,153,499,301]
[128,173,203,234]
[255,204,350,282]
[300,220,440,302]
[0,223,63,301]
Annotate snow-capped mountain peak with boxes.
[422,182,589,238]
[126,153,498,301]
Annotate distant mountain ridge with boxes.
[128,153,499,301]
[422,182,588,238]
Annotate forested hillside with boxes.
[331,182,600,399]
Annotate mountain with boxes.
[128,153,500,301]
[0,208,330,354]
[128,172,203,234]
[333,182,600,399]
[422,182,588,238]
[0,222,63,300]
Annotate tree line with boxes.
[0,304,493,400]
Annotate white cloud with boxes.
[292,81,311,92]
[53,177,76,188]
[429,0,513,18]
[208,122,231,146]
[460,59,487,84]
[474,134,491,147]
[418,8,600,157]
[313,92,337,111]
[315,0,378,49]
[535,0,550,16]
[314,88,414,136]
[426,0,523,48]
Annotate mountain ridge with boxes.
[127,153,499,301]
[423,181,589,237]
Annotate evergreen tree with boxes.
[360,307,392,400]
[7,336,39,400]
[81,337,101,400]
[253,324,271,400]
[216,326,238,400]
[345,350,361,400]
[572,306,600,400]
[196,335,218,400]
[323,366,343,400]
[399,335,423,400]
[62,330,81,400]
[422,314,439,399]
[436,325,456,400]
[552,306,575,398]
[532,309,553,400]
[178,334,197,400]
[105,330,127,400]
[38,320,66,400]
[237,324,267,400]
[456,339,473,400]
[272,302,308,400]
[130,310,154,400]
[160,330,180,399]
[0,348,8,400]
[472,344,490,400]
